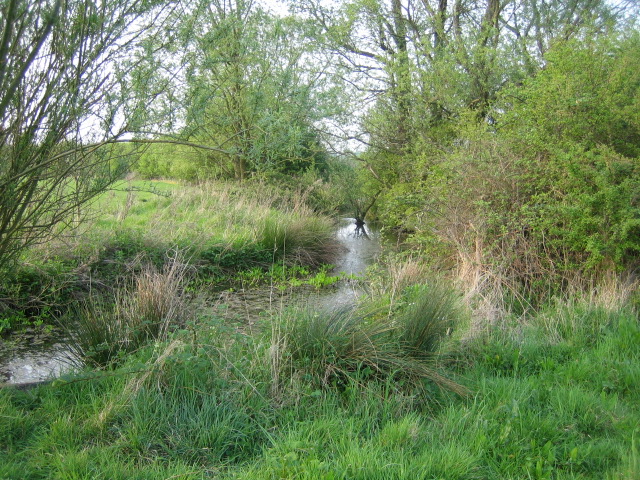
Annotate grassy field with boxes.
[1,180,638,479]
[49,179,338,271]
[0,180,339,334]
[0,279,638,479]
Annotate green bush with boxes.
[371,33,640,305]
[497,34,640,275]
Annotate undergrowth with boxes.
[1,281,638,479]
[0,180,339,333]
[1,180,638,479]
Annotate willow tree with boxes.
[0,0,172,269]
[171,0,332,181]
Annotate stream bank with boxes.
[0,218,381,386]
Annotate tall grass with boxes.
[449,243,640,342]
[259,212,337,266]
[398,283,461,360]
[40,180,340,282]
[66,251,191,367]
[1,281,638,479]
[271,283,467,396]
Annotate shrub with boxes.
[398,283,462,360]
[0,259,76,333]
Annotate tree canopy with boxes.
[1,0,638,286]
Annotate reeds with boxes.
[272,283,467,396]
[66,251,191,367]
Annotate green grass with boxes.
[28,180,335,274]
[1,287,638,479]
[1,180,339,332]
[66,253,191,368]
[1,180,637,479]
[87,181,337,280]
[272,284,467,396]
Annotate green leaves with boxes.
[171,1,330,180]
[495,34,640,273]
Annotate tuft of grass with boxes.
[398,283,462,360]
[259,209,339,267]
[272,284,467,396]
[66,251,191,367]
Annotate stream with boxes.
[0,218,381,386]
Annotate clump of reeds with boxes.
[67,251,191,368]
[367,255,429,308]
[259,211,339,267]
[271,283,467,396]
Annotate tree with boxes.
[292,0,629,155]
[170,0,331,181]
[398,31,640,299]
[291,0,635,233]
[0,0,172,269]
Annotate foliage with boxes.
[163,1,333,181]
[234,263,340,289]
[134,143,215,181]
[0,259,76,334]
[496,34,640,274]
[1,287,639,479]
[2,4,640,476]
[366,31,640,304]
[501,34,640,158]
[0,0,170,270]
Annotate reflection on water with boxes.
[332,217,380,276]
[0,327,74,385]
[0,218,381,386]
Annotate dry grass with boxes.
[127,251,192,340]
[66,250,192,368]
[387,256,429,298]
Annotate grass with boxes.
[272,283,467,396]
[97,181,337,280]
[1,178,638,478]
[1,180,339,332]
[97,180,332,249]
[65,251,191,367]
[29,179,337,278]
[1,283,638,479]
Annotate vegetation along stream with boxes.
[1,1,639,477]
[0,218,381,386]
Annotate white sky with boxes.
[258,0,291,16]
